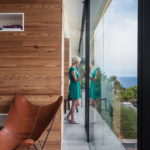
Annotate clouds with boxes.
[94,0,137,77]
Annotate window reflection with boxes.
[89,0,137,149]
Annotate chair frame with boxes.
[15,117,55,150]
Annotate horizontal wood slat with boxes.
[0,0,62,149]
[64,38,70,99]
[0,1,62,95]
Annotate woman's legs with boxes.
[65,99,78,123]
[64,107,72,121]
[70,100,78,122]
[76,99,80,107]
[90,99,97,108]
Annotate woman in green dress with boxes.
[65,56,85,124]
[90,67,101,108]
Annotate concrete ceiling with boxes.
[63,0,111,55]
[64,0,84,55]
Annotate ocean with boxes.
[117,77,137,88]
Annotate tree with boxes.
[121,86,137,102]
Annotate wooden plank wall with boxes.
[64,38,70,100]
[0,0,63,150]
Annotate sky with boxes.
[94,0,138,77]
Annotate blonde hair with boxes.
[72,56,81,64]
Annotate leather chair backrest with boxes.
[0,95,62,150]
[28,96,62,141]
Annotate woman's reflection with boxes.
[90,67,101,109]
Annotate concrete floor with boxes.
[62,105,90,150]
[89,106,126,150]
[62,103,126,150]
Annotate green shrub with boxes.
[121,105,137,139]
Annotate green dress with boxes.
[68,67,81,100]
[90,68,101,100]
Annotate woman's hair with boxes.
[72,56,81,64]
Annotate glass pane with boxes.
[89,0,138,150]
[79,23,86,127]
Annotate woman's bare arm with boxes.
[89,76,96,81]
[72,71,85,82]
[90,71,100,82]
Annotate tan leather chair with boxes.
[0,95,63,150]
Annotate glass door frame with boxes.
[84,0,90,142]
[138,0,150,149]
[79,0,150,149]
[82,0,145,149]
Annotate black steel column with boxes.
[138,0,143,149]
[85,0,90,142]
[138,0,150,149]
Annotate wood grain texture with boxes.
[0,2,62,94]
[64,38,70,99]
[0,0,63,150]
